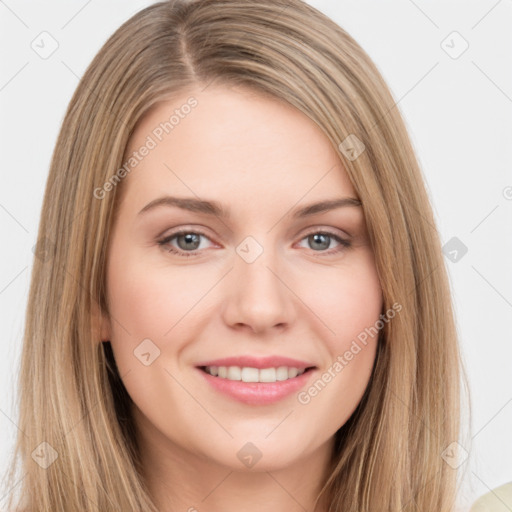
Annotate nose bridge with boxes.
[235,235,284,302]
[222,235,294,332]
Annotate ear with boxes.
[92,298,112,342]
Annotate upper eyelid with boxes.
[159,225,350,238]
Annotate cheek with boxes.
[293,252,382,414]
[331,266,382,407]
[104,248,226,388]
[106,253,213,341]
[301,251,383,344]
[104,256,205,412]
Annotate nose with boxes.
[221,245,296,334]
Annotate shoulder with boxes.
[470,482,512,512]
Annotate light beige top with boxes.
[470,482,512,512]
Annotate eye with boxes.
[157,230,214,257]
[297,230,351,254]
[157,228,352,258]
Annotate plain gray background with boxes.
[1,1,511,510]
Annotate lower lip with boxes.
[196,367,316,405]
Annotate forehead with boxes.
[120,85,357,209]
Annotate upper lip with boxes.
[195,356,316,370]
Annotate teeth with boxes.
[260,368,276,382]
[227,366,241,380]
[241,367,259,382]
[204,365,307,382]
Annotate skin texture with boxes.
[101,84,383,512]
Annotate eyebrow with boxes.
[137,195,362,219]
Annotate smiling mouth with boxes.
[198,365,316,383]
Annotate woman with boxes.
[3,0,467,510]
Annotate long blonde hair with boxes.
[3,0,468,510]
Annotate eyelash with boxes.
[157,228,352,258]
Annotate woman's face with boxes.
[102,84,383,472]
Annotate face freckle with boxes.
[103,84,383,476]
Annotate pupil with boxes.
[310,233,329,250]
[175,233,331,251]
[178,233,200,250]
